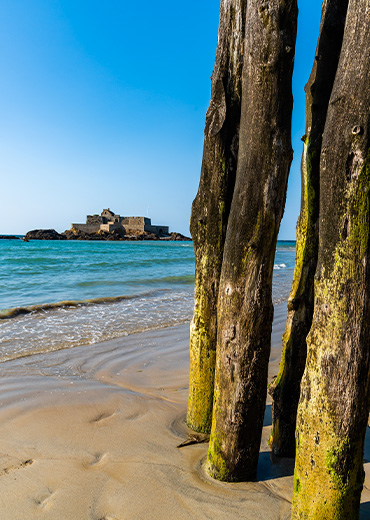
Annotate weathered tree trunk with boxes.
[206,0,297,481]
[292,0,370,517]
[187,0,246,433]
[269,0,348,457]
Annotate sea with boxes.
[0,239,296,364]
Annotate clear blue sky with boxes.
[1,0,323,238]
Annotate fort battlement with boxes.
[71,209,169,236]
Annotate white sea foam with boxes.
[0,289,195,363]
[273,263,287,270]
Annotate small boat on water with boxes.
[22,237,29,242]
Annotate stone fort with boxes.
[71,209,169,235]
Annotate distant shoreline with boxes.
[0,234,297,243]
[0,229,192,242]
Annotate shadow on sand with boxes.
[360,502,370,519]
[257,404,295,481]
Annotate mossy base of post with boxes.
[187,314,216,433]
[292,364,366,519]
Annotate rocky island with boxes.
[24,209,191,241]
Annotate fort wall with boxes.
[121,217,150,230]
[71,223,101,233]
[146,225,169,235]
[86,215,103,225]
[100,222,124,232]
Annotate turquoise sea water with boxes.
[0,239,295,362]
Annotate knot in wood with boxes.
[225,283,233,296]
[352,125,363,136]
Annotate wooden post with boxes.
[292,0,370,516]
[269,0,348,457]
[187,0,246,433]
[206,0,297,480]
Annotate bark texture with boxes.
[187,0,246,433]
[292,0,370,517]
[206,0,297,481]
[269,0,348,457]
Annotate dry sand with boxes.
[0,303,369,519]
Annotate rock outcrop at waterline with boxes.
[162,232,192,241]
[24,229,191,241]
[24,229,67,240]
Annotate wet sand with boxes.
[0,303,369,519]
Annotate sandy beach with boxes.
[0,303,369,519]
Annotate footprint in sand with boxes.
[125,410,147,421]
[83,452,108,468]
[90,410,117,424]
[33,487,54,509]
